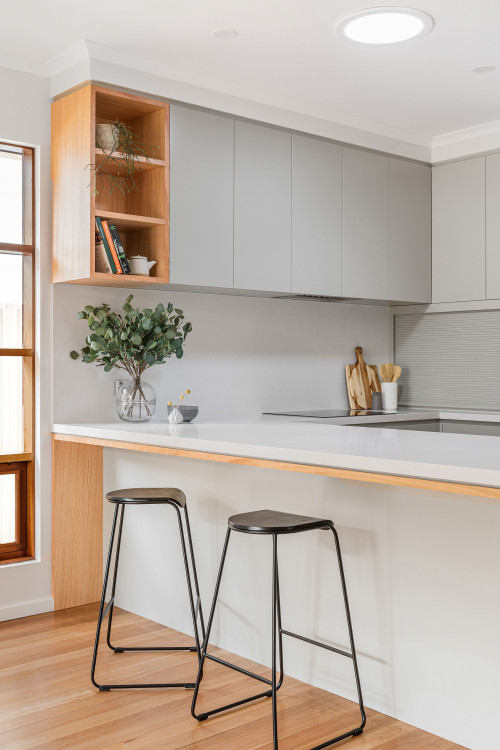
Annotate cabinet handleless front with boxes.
[343,148,389,300]
[389,159,431,303]
[432,157,486,303]
[291,135,343,296]
[234,121,292,293]
[170,105,234,288]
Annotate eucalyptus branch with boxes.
[70,295,193,376]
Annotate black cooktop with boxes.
[263,409,386,418]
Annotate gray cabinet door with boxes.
[234,121,291,292]
[170,105,234,288]
[291,135,342,296]
[343,148,389,300]
[389,159,431,303]
[486,153,500,300]
[432,157,486,303]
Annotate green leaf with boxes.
[131,333,142,345]
[103,364,113,372]
[175,348,184,359]
[69,350,79,360]
[165,328,176,339]
[141,318,153,331]
[84,305,94,314]
[96,309,107,320]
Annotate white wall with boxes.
[0,67,53,620]
[101,449,500,750]
[53,285,390,423]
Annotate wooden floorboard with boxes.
[0,605,469,750]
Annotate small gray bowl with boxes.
[167,405,199,422]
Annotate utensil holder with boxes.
[381,382,398,412]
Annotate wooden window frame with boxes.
[0,142,35,564]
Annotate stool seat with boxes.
[106,487,186,507]
[228,509,330,534]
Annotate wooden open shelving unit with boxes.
[51,83,170,286]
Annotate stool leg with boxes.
[191,528,277,722]
[91,504,120,690]
[328,522,366,739]
[275,552,284,692]
[183,504,206,642]
[271,534,279,750]
[174,505,202,685]
[106,503,125,651]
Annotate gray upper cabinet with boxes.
[170,105,234,288]
[486,153,500,300]
[432,157,486,303]
[291,135,343,296]
[234,121,292,292]
[389,159,431,303]
[343,148,389,300]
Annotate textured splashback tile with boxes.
[394,311,500,409]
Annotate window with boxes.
[0,143,34,563]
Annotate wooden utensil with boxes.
[346,347,381,410]
[380,363,399,382]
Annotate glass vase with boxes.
[116,379,156,422]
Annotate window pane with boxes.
[0,152,23,244]
[0,357,24,453]
[0,473,16,543]
[0,254,24,347]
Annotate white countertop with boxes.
[53,409,500,489]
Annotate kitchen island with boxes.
[52,413,500,750]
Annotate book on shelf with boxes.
[95,217,122,274]
[106,222,131,274]
[94,229,113,273]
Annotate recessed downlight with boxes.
[473,65,496,74]
[214,29,238,40]
[337,7,434,45]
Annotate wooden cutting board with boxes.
[345,346,381,410]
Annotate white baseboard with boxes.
[0,597,54,622]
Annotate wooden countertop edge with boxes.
[51,432,500,501]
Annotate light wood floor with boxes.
[0,605,468,750]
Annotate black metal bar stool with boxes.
[191,509,365,749]
[91,487,205,691]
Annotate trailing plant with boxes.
[70,295,192,404]
[90,119,159,196]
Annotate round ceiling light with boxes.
[337,7,434,45]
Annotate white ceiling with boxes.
[2,0,500,149]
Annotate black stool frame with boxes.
[191,522,365,750]
[91,499,205,691]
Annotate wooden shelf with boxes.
[94,149,165,175]
[52,84,170,286]
[95,211,165,230]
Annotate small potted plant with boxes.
[91,119,158,196]
[70,295,192,422]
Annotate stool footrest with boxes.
[98,682,196,690]
[194,687,272,721]
[281,629,353,659]
[113,646,198,653]
[205,653,272,686]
